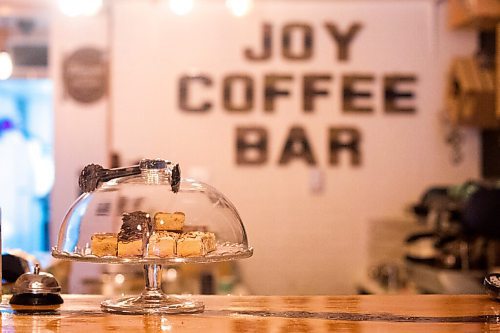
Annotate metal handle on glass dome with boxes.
[79,159,181,193]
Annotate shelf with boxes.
[449,0,500,30]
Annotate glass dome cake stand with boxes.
[52,159,253,314]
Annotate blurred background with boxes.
[0,0,498,297]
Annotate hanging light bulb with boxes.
[57,0,103,17]
[0,51,13,80]
[226,0,253,17]
[169,0,194,16]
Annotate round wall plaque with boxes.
[63,47,108,104]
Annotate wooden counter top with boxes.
[0,294,498,332]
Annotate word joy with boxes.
[244,22,362,62]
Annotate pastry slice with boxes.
[91,233,118,257]
[154,212,185,231]
[147,231,180,257]
[118,239,143,257]
[117,211,150,257]
[177,231,217,257]
[205,232,216,252]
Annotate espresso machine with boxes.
[405,180,500,294]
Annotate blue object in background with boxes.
[0,79,53,253]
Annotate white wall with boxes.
[51,0,479,294]
[50,11,108,292]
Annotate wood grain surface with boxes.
[0,294,498,332]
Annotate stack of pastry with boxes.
[117,211,150,257]
[91,210,217,258]
[148,211,216,257]
[146,212,184,258]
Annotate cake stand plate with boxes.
[52,246,253,314]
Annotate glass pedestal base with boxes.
[101,292,204,314]
[101,264,204,314]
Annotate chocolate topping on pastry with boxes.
[118,211,150,242]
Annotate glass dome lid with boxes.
[52,158,253,264]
